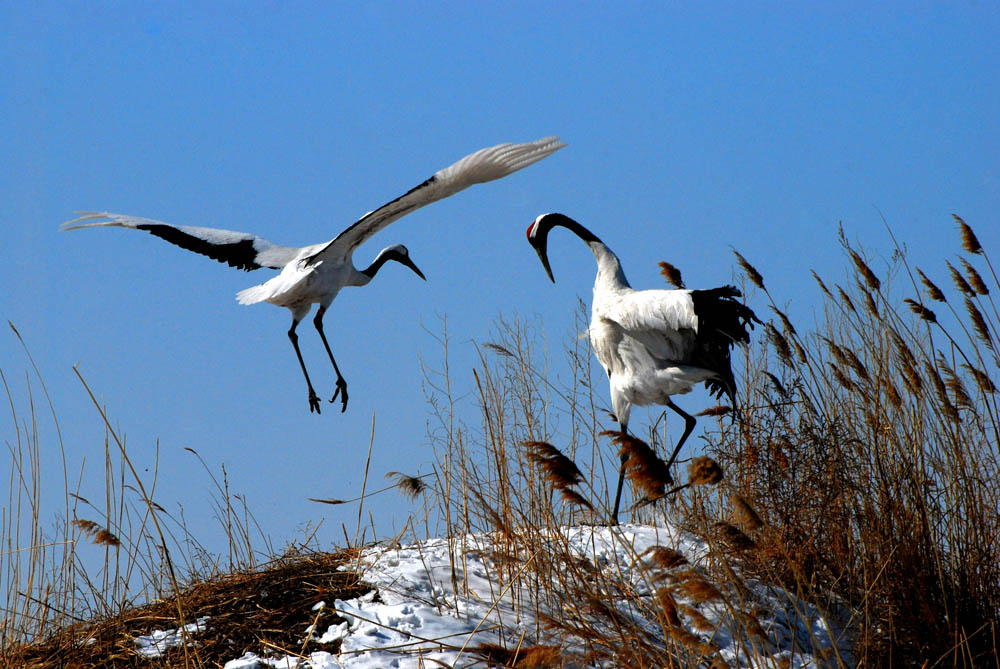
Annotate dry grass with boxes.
[418,215,1000,667]
[4,550,368,667]
[2,331,343,667]
[5,215,1000,667]
[704,219,1000,666]
[420,312,839,667]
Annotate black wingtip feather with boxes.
[137,224,263,271]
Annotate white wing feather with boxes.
[595,289,699,364]
[308,136,566,264]
[62,212,301,270]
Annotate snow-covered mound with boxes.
[225,524,853,668]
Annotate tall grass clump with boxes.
[708,216,1000,666]
[1,328,284,665]
[418,215,999,667]
[422,310,849,666]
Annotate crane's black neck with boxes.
[360,249,403,278]
[538,213,602,245]
[536,213,627,286]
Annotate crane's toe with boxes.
[308,389,322,414]
[330,378,349,413]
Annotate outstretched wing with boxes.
[306,136,566,265]
[62,212,301,271]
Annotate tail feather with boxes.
[690,285,760,405]
[236,283,270,305]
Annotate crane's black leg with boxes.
[610,433,629,525]
[313,306,348,413]
[610,402,695,523]
[289,318,322,414]
[664,398,697,472]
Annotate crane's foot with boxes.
[329,378,348,413]
[308,389,322,414]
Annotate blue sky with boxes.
[3,3,999,556]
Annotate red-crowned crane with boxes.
[526,212,757,521]
[63,137,565,414]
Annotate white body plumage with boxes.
[527,212,756,521]
[584,235,716,429]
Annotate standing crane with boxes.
[63,136,565,413]
[526,212,756,521]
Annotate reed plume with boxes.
[658,261,685,289]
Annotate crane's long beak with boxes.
[532,242,555,283]
[402,256,427,281]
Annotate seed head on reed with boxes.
[954,213,982,254]
[603,431,673,499]
[901,359,923,395]
[557,488,594,510]
[524,441,592,510]
[792,339,808,364]
[961,258,989,295]
[848,248,881,291]
[730,494,764,531]
[766,323,793,366]
[739,611,768,641]
[687,456,723,486]
[484,342,515,357]
[474,643,563,668]
[843,347,870,382]
[680,603,716,632]
[904,298,937,323]
[515,646,564,668]
[712,521,756,551]
[965,297,994,350]
[961,363,996,394]
[829,363,855,392]
[926,361,961,423]
[821,336,849,367]
[890,331,916,366]
[524,441,584,486]
[947,260,975,297]
[812,270,832,298]
[916,268,947,302]
[671,569,723,603]
[765,372,788,398]
[643,545,689,570]
[658,261,686,289]
[861,287,879,316]
[696,405,731,417]
[882,376,903,407]
[385,471,428,501]
[656,588,683,627]
[940,358,972,408]
[837,286,856,313]
[770,306,797,336]
[676,629,720,659]
[733,250,765,290]
[72,518,121,547]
